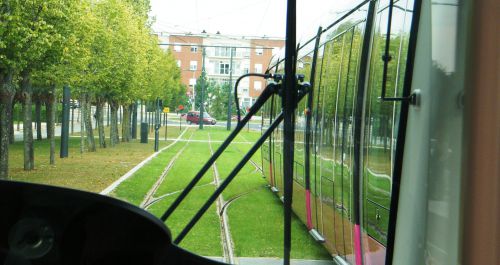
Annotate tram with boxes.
[260,0,498,264]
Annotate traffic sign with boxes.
[163,107,170,113]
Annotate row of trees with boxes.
[0,0,185,179]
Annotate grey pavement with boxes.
[238,257,333,265]
[12,107,262,142]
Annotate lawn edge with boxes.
[100,127,189,195]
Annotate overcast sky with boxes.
[150,0,362,43]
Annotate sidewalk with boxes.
[12,121,83,142]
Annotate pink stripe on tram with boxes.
[305,189,312,229]
[354,224,363,265]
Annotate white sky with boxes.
[150,0,362,43]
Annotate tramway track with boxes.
[139,131,195,208]
[207,133,235,265]
[232,134,263,174]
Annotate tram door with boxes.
[272,95,284,194]
[262,98,274,188]
[317,19,366,261]
[316,39,337,254]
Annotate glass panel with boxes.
[361,0,414,264]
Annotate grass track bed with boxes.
[109,127,330,259]
[154,141,214,195]
[214,139,330,259]
[111,139,186,205]
[148,186,223,256]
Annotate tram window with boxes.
[294,161,305,187]
[362,0,414,249]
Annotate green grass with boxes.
[227,190,330,259]
[148,186,222,256]
[111,139,187,205]
[153,141,214,195]
[94,126,330,259]
[8,136,172,193]
[213,140,330,259]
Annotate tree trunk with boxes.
[121,104,131,142]
[71,103,74,134]
[149,111,153,132]
[140,102,143,123]
[109,101,119,147]
[82,93,95,152]
[118,106,122,125]
[8,102,14,144]
[20,70,34,170]
[16,106,20,131]
[79,98,84,154]
[96,100,106,148]
[46,85,56,165]
[0,71,15,179]
[35,99,42,141]
[107,104,110,127]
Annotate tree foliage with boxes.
[0,0,184,178]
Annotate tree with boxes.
[0,0,184,178]
[1,0,75,176]
[209,83,234,120]
[33,0,95,162]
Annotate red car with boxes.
[185,111,216,125]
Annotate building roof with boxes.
[156,31,285,42]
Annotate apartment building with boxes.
[157,32,284,109]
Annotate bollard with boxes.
[140,122,148,143]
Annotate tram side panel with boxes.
[310,44,326,241]
[272,95,284,195]
[292,60,312,226]
[261,99,273,186]
[360,0,415,264]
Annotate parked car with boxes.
[185,111,216,125]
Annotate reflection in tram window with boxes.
[260,0,417,264]
[362,0,414,263]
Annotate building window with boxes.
[191,46,198,52]
[219,61,230,75]
[190,61,198,71]
[255,46,263,55]
[215,47,234,57]
[176,60,181,67]
[174,44,181,52]
[272,47,280,55]
[189,78,196,87]
[242,61,250,74]
[254,81,262,90]
[254,64,262,74]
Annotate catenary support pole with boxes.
[199,47,206,130]
[60,85,70,158]
[283,0,297,264]
[154,98,160,152]
[226,48,234,130]
[132,101,137,139]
